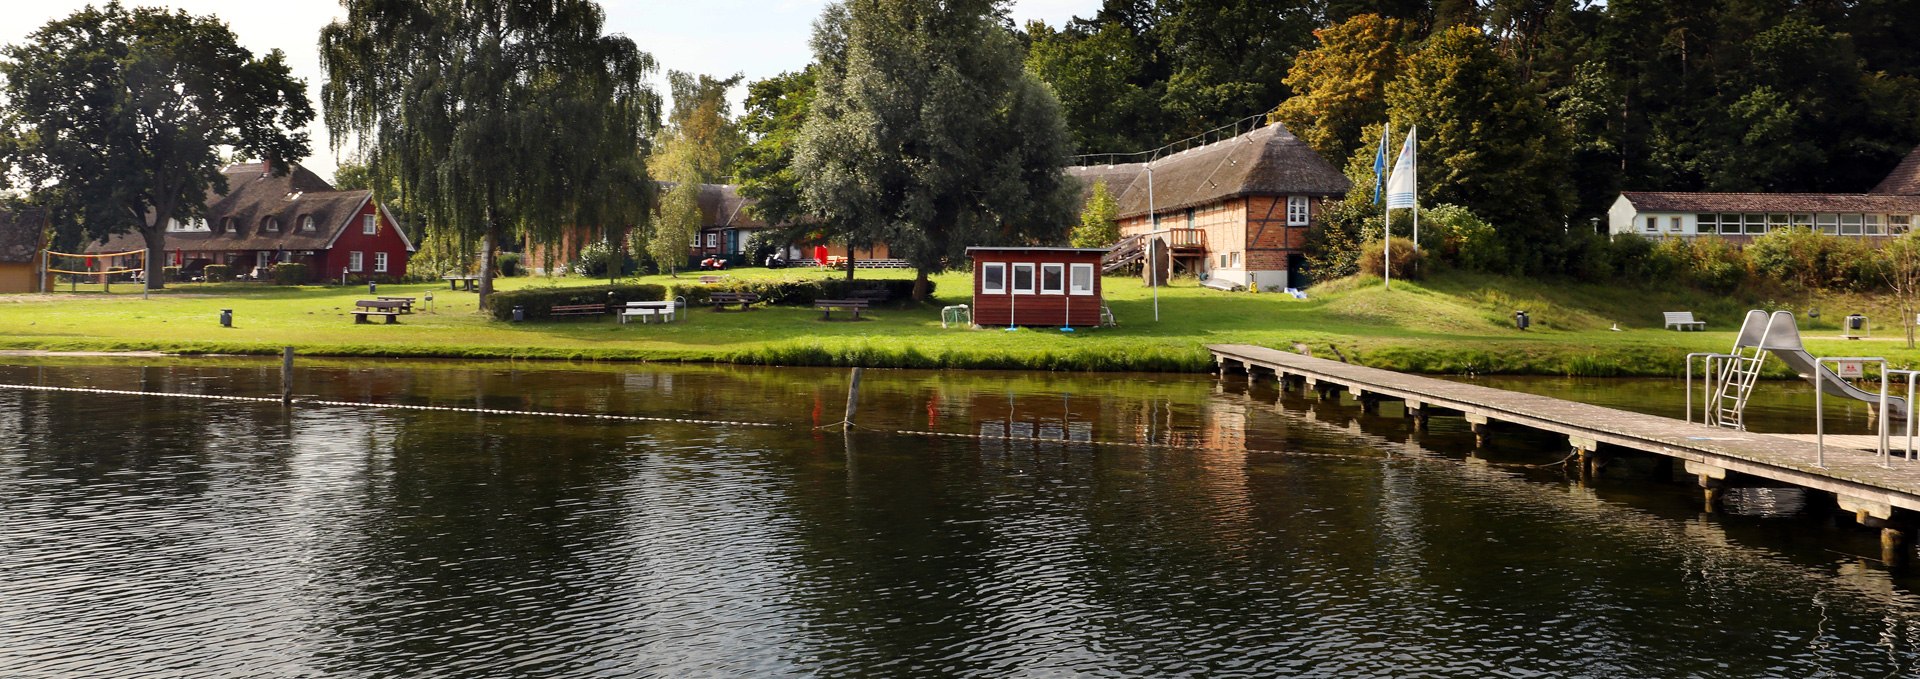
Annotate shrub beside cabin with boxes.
[969,247,1107,327]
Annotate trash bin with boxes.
[368,281,378,295]
[220,309,233,327]
[1514,310,1530,330]
[512,306,525,323]
[1848,314,1867,331]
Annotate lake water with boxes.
[2,359,1919,677]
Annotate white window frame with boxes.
[1817,213,1840,234]
[300,215,316,232]
[981,262,1006,294]
[1667,216,1681,233]
[1039,263,1065,295]
[705,232,717,249]
[1069,263,1095,296]
[349,251,364,272]
[1644,216,1658,233]
[1011,263,1035,295]
[362,214,378,235]
[263,217,279,233]
[1286,196,1309,226]
[256,251,271,270]
[1231,251,1242,268]
[374,252,389,273]
[1841,214,1863,236]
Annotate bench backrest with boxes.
[1663,311,1697,323]
[816,299,868,307]
[710,292,756,300]
[552,303,605,310]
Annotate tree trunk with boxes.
[912,269,930,302]
[141,227,167,291]
[478,221,500,306]
[845,245,856,282]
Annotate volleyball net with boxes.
[42,248,146,277]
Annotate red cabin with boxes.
[968,246,1108,327]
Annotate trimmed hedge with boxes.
[203,264,233,283]
[162,266,183,282]
[484,284,668,321]
[669,278,930,307]
[271,263,309,285]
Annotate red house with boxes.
[968,246,1107,327]
[90,162,414,282]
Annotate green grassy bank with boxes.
[6,267,1920,376]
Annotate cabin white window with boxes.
[1894,215,1912,235]
[362,214,378,235]
[1696,214,1716,233]
[300,215,316,232]
[1040,263,1065,294]
[1768,214,1789,232]
[1069,263,1094,295]
[1644,217,1657,233]
[374,252,389,273]
[1667,216,1682,233]
[1841,214,1863,236]
[981,262,1006,294]
[1742,213,1764,235]
[1011,263,1035,294]
[1287,196,1309,226]
[1817,213,1839,234]
[1793,213,1813,230]
[1866,214,1885,236]
[263,217,279,233]
[349,251,364,272]
[704,233,717,249]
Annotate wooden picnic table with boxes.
[443,275,480,291]
[375,296,416,313]
[352,299,407,324]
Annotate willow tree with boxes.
[320,0,657,303]
[1,3,311,290]
[794,0,1076,298]
[643,71,742,275]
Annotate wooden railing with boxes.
[1165,228,1205,249]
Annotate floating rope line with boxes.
[896,429,1377,462]
[0,383,780,428]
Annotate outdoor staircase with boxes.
[1102,234,1146,274]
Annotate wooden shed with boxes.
[967,246,1108,328]
[0,207,47,294]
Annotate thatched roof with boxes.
[1066,123,1349,219]
[1873,145,1920,196]
[92,163,395,253]
[0,207,47,264]
[1620,191,1920,213]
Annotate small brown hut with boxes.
[0,207,47,293]
[968,246,1108,328]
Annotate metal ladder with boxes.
[1707,316,1778,430]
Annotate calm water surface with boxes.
[2,359,1919,677]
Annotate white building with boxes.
[1608,146,1920,240]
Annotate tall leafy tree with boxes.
[0,3,312,290]
[736,68,816,230]
[1385,25,1572,270]
[795,0,1076,299]
[644,71,742,274]
[321,0,657,303]
[1072,181,1120,248]
[1157,0,1319,138]
[1270,14,1416,163]
[1025,19,1164,153]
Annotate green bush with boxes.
[669,277,931,307]
[203,264,232,283]
[1423,204,1509,274]
[498,252,523,277]
[1359,237,1425,280]
[270,263,309,285]
[483,284,668,320]
[572,240,635,278]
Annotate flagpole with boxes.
[1383,124,1392,291]
[1410,126,1419,251]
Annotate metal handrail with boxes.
[1814,357,1891,469]
[1888,368,1920,462]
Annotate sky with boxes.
[0,0,1102,183]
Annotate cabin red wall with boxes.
[314,202,410,282]
[971,251,1105,327]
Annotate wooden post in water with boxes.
[842,367,863,426]
[281,347,294,405]
[1467,413,1491,447]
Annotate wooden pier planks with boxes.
[1209,343,1920,512]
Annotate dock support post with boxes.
[1838,496,1910,566]
[1359,392,1381,415]
[1569,436,1599,475]
[281,347,294,406]
[1467,413,1491,447]
[1686,461,1727,512]
[1404,401,1428,431]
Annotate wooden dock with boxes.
[1208,344,1920,530]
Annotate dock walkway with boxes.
[1209,344,1920,518]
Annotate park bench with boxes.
[619,300,678,324]
[551,303,608,319]
[443,275,479,291]
[352,310,401,324]
[1663,311,1706,331]
[353,299,408,323]
[849,288,891,303]
[814,299,869,321]
[706,291,761,311]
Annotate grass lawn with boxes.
[5,266,1920,375]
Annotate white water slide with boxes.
[1728,309,1908,421]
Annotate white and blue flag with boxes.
[1372,124,1390,204]
[1384,126,1417,210]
